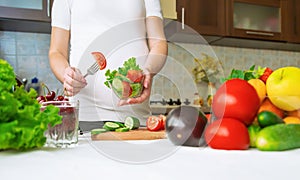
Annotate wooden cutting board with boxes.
[91,127,166,141]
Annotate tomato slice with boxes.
[158,114,166,130]
[91,52,107,70]
[126,70,144,83]
[147,116,163,131]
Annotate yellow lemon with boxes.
[248,78,266,104]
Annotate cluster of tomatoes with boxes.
[204,79,260,150]
[204,68,274,150]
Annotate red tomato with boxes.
[121,81,132,98]
[212,78,260,125]
[126,70,144,83]
[204,118,250,150]
[147,116,163,131]
[91,52,107,70]
[158,114,166,130]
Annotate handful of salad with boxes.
[104,57,144,99]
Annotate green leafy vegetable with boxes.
[104,57,141,88]
[0,59,16,92]
[104,69,117,88]
[0,59,62,151]
[104,57,144,99]
[130,83,142,97]
[221,65,266,83]
[118,57,141,76]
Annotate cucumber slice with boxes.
[124,116,140,130]
[91,128,108,135]
[103,122,120,131]
[116,74,131,83]
[112,78,123,92]
[115,127,130,132]
[113,122,125,128]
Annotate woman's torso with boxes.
[67,0,153,123]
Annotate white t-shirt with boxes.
[51,0,163,125]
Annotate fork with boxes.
[83,62,99,78]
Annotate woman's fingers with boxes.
[63,67,87,96]
[118,73,152,106]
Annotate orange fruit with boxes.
[283,116,300,124]
[286,109,300,118]
[257,98,285,118]
[248,79,266,104]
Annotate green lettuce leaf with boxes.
[118,57,140,76]
[0,60,62,151]
[130,83,142,98]
[104,57,141,88]
[0,59,16,92]
[221,65,266,83]
[0,91,19,122]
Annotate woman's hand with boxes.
[63,67,87,96]
[118,73,153,106]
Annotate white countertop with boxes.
[1,133,299,180]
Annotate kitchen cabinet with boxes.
[176,0,226,36]
[0,0,52,22]
[227,0,288,41]
[287,0,300,43]
[172,0,300,51]
[176,0,288,41]
[0,0,53,33]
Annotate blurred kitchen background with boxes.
[1,0,300,109]
[1,31,299,104]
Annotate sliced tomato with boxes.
[121,81,132,98]
[126,69,144,83]
[147,116,163,131]
[158,114,166,130]
[91,52,107,70]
